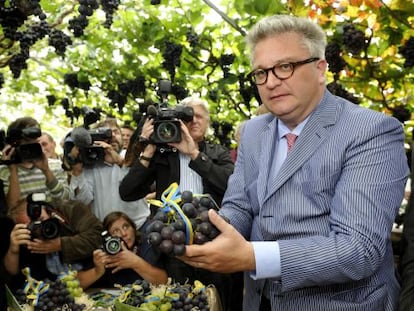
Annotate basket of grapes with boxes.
[146,183,221,257]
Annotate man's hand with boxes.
[27,237,61,254]
[179,209,255,273]
[169,121,199,160]
[9,224,31,253]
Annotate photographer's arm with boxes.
[34,156,70,200]
[6,164,21,209]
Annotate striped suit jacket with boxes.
[220,90,409,310]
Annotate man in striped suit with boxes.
[181,14,409,310]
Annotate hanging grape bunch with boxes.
[146,183,222,257]
[399,37,414,68]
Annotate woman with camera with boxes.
[0,195,103,292]
[77,211,168,289]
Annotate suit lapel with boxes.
[263,93,340,203]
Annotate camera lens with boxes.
[41,219,60,239]
[156,122,179,143]
[105,238,121,254]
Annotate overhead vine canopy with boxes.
[0,0,413,145]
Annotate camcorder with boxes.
[147,80,193,148]
[0,127,43,165]
[78,126,112,166]
[62,106,113,168]
[27,193,60,240]
[101,230,123,255]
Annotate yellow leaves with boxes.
[347,0,382,9]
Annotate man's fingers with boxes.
[208,209,230,233]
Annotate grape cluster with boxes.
[14,279,86,311]
[220,53,235,79]
[162,41,183,80]
[327,81,360,105]
[325,42,346,75]
[68,0,100,38]
[101,0,121,28]
[342,24,367,55]
[146,191,221,257]
[48,29,73,57]
[186,30,199,48]
[399,37,414,68]
[118,280,210,311]
[169,283,210,311]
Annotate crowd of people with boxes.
[0,14,412,311]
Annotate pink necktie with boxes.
[285,133,298,153]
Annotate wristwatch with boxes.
[139,153,152,162]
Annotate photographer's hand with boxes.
[95,140,123,165]
[27,237,61,254]
[138,118,156,166]
[5,224,31,274]
[169,121,199,160]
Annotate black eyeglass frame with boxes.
[248,57,320,85]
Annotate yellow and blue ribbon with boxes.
[148,182,194,245]
[22,267,50,307]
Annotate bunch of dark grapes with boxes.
[169,283,210,311]
[100,0,121,28]
[342,24,367,55]
[0,73,4,89]
[171,83,188,101]
[68,0,99,39]
[48,29,73,57]
[392,105,411,123]
[186,30,199,48]
[9,52,29,79]
[327,81,360,105]
[399,37,414,68]
[14,279,86,311]
[162,41,183,80]
[146,191,221,256]
[0,7,27,40]
[325,42,347,75]
[150,0,161,4]
[64,72,79,89]
[220,53,235,79]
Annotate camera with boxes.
[27,193,60,240]
[101,230,123,255]
[148,80,194,145]
[78,127,112,166]
[0,127,43,164]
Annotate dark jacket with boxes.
[119,141,234,206]
[0,199,103,291]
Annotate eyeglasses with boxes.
[248,57,320,85]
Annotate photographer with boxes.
[0,117,70,210]
[77,211,167,288]
[67,118,150,230]
[119,96,241,311]
[0,195,103,291]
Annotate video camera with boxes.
[147,80,193,146]
[0,127,43,164]
[63,106,113,168]
[101,230,123,255]
[27,193,60,240]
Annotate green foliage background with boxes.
[0,0,413,146]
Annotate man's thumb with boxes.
[208,209,230,232]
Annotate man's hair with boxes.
[95,117,120,131]
[246,14,327,63]
[180,96,210,122]
[8,117,40,132]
